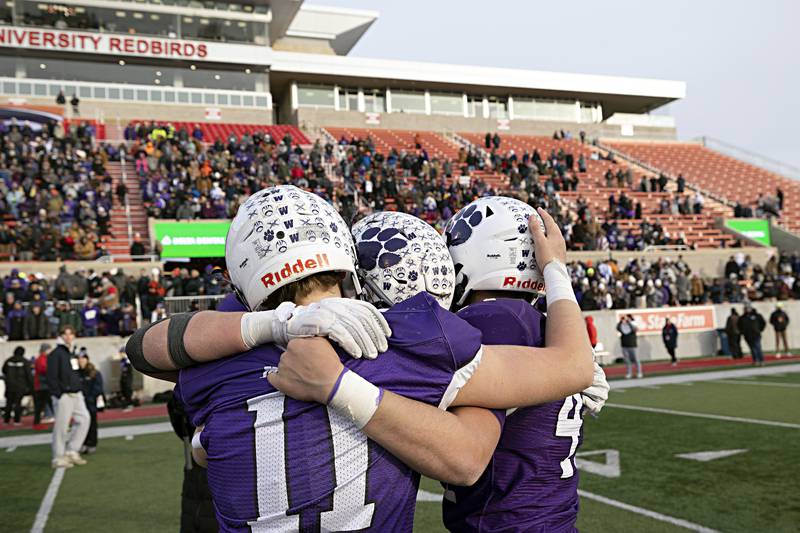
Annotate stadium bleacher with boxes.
[605,140,800,231]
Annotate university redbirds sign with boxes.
[0,26,268,65]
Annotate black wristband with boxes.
[167,312,200,369]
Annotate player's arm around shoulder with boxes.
[125,298,391,380]
[452,209,594,410]
[269,337,501,486]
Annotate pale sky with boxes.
[329,0,800,171]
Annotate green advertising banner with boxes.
[724,219,771,246]
[153,221,231,258]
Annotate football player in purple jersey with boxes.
[127,187,594,532]
[437,197,609,532]
[270,202,608,533]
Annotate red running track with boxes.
[603,353,799,379]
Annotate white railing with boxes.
[164,295,226,315]
[596,141,735,209]
[0,77,271,109]
[698,136,800,181]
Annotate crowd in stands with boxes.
[0,264,229,340]
[570,252,800,311]
[0,119,116,261]
[733,188,784,219]
[123,122,359,222]
[333,131,733,252]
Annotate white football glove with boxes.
[581,361,609,416]
[240,298,392,359]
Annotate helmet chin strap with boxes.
[361,276,395,309]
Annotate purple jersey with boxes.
[443,299,584,533]
[175,292,482,532]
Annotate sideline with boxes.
[30,468,65,533]
[712,380,800,388]
[0,422,172,450]
[604,403,800,429]
[414,489,719,532]
[577,490,719,533]
[611,363,800,390]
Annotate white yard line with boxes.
[578,490,719,532]
[605,403,800,429]
[611,363,800,390]
[712,380,800,388]
[30,467,65,533]
[0,422,172,450]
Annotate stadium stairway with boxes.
[603,140,800,233]
[105,160,149,259]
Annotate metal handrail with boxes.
[119,148,134,245]
[697,136,800,180]
[595,141,735,209]
[96,254,160,263]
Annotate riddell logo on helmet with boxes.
[502,277,545,291]
[261,254,330,288]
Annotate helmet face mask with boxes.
[445,196,546,307]
[225,185,360,311]
[352,211,455,309]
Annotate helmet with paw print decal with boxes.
[352,211,455,309]
[225,185,360,310]
[444,196,546,307]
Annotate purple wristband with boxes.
[326,368,348,404]
[375,387,385,406]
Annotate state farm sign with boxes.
[616,306,716,335]
[0,26,270,65]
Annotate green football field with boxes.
[2,366,799,533]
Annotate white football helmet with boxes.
[352,212,455,309]
[226,185,360,310]
[444,196,546,307]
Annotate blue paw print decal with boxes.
[446,204,484,246]
[357,226,409,270]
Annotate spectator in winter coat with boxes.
[585,316,598,348]
[769,303,790,357]
[738,305,766,365]
[6,302,27,341]
[33,343,54,426]
[662,317,679,365]
[78,353,103,454]
[3,346,32,425]
[81,299,100,337]
[119,350,135,411]
[617,314,643,378]
[690,275,706,304]
[25,304,50,340]
[56,302,82,336]
[726,308,743,358]
[47,325,91,468]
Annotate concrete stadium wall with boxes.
[769,223,800,254]
[586,300,800,363]
[0,335,175,398]
[24,97,274,127]
[567,246,774,279]
[296,108,677,141]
